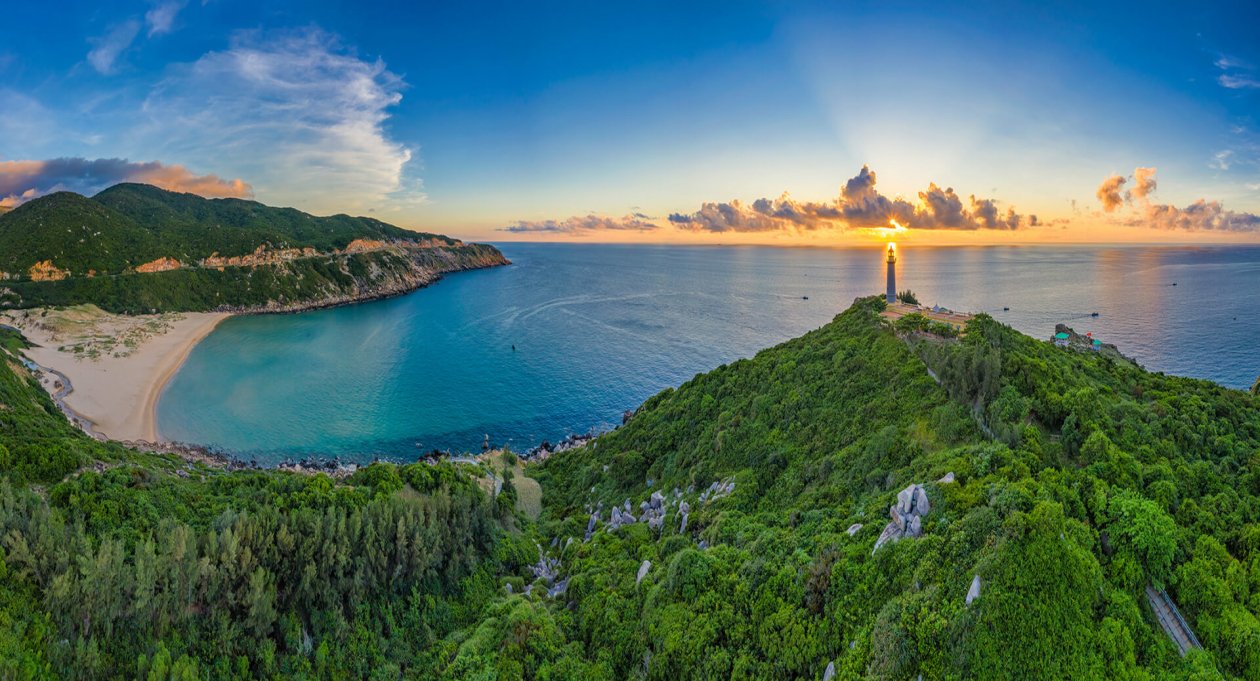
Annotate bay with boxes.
[157,243,1260,462]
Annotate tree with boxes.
[897,290,920,305]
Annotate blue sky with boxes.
[2,1,1259,242]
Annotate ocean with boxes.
[157,243,1260,463]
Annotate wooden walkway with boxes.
[1146,586,1202,656]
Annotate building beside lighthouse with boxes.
[878,242,975,335]
[886,243,897,304]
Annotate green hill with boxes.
[1,298,1258,678]
[0,184,507,313]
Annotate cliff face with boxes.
[229,244,510,314]
[1,243,509,314]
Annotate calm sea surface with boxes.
[158,243,1260,462]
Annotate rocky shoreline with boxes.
[212,247,510,316]
[125,425,613,479]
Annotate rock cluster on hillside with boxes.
[873,483,932,553]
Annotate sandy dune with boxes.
[3,306,230,442]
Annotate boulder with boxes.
[637,560,651,585]
[938,471,956,483]
[584,513,598,541]
[823,661,835,681]
[913,486,931,515]
[966,574,981,605]
[846,523,863,537]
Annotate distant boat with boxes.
[1091,312,1100,317]
[1172,282,1178,286]
[1002,306,1010,311]
[802,296,809,300]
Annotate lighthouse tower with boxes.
[885,244,897,304]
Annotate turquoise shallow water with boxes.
[158,243,1260,462]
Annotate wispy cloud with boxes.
[145,0,186,37]
[0,157,251,208]
[138,28,419,213]
[1214,54,1260,90]
[87,20,141,74]
[1096,166,1260,231]
[502,214,659,234]
[1219,74,1260,90]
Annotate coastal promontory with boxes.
[0,183,509,314]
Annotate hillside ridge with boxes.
[0,184,508,313]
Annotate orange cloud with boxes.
[0,157,252,206]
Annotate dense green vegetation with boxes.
[0,184,507,313]
[2,245,506,314]
[2,297,1259,678]
[896,290,919,305]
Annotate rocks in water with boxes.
[823,661,836,681]
[637,559,651,585]
[846,523,863,537]
[873,483,932,554]
[622,409,635,425]
[966,574,981,605]
[938,471,956,483]
[525,432,595,460]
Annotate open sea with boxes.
[158,243,1260,463]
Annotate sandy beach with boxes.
[3,306,230,442]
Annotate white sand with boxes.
[4,307,230,442]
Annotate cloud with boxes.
[87,20,141,74]
[0,157,252,207]
[669,166,1029,233]
[145,0,186,37]
[501,214,659,234]
[1096,174,1127,212]
[1219,74,1260,90]
[139,28,418,213]
[1097,166,1260,232]
[1131,167,1157,199]
[1214,54,1260,90]
[1210,150,1233,171]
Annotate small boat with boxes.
[802,296,809,300]
[1002,306,1010,311]
[1090,312,1100,317]
[1172,282,1177,286]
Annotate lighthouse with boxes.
[885,243,897,304]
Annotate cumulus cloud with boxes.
[139,28,418,213]
[1131,167,1157,199]
[145,0,185,37]
[87,20,141,74]
[1096,174,1127,212]
[501,214,659,235]
[667,165,1030,232]
[1097,166,1260,232]
[0,157,252,207]
[1142,200,1260,231]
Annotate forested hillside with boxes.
[1,297,1258,678]
[0,184,508,313]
